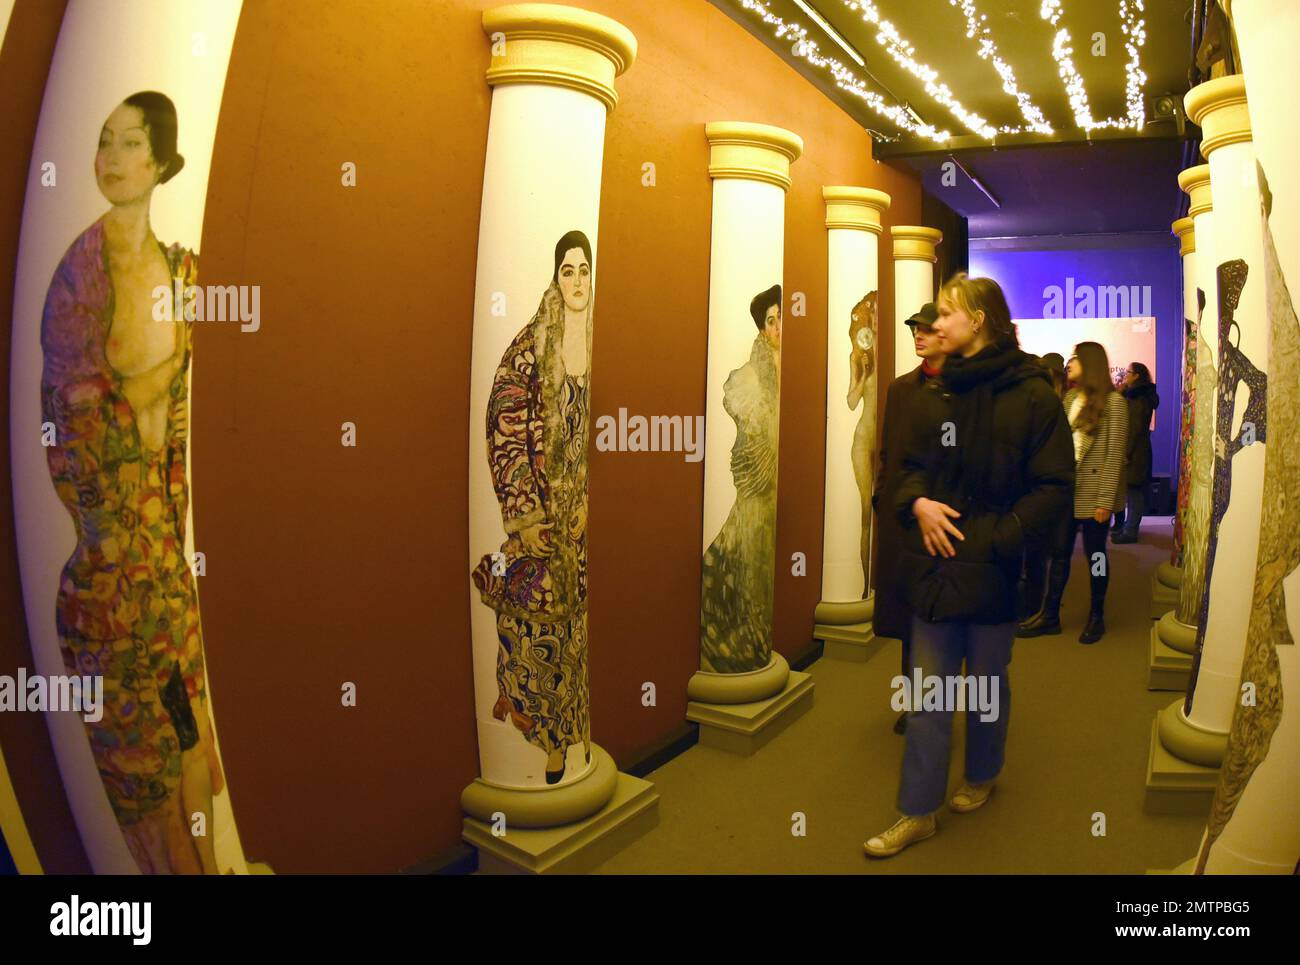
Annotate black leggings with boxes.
[1061,517,1110,602]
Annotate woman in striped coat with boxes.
[1057,342,1128,643]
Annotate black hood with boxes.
[1124,381,1160,408]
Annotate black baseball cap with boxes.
[905,302,938,332]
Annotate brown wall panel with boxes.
[193,0,921,872]
[0,0,92,875]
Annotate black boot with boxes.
[1079,596,1106,644]
[1018,558,1068,637]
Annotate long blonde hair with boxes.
[1072,341,1112,435]
[938,272,1019,351]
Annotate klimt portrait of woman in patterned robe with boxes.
[700,284,782,674]
[40,91,224,874]
[472,230,594,786]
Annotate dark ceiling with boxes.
[916,138,1192,238]
[715,0,1201,238]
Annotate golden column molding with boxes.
[1185,75,1251,159]
[482,3,637,112]
[891,225,943,262]
[705,121,804,192]
[823,186,891,233]
[1177,164,1213,219]
[1172,216,1195,257]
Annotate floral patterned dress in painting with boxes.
[41,217,208,828]
[471,283,592,770]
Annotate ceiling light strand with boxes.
[1041,0,1148,133]
[737,0,952,143]
[841,0,998,138]
[949,0,1054,135]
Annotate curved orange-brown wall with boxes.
[2,0,920,873]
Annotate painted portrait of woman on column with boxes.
[40,91,223,874]
[472,230,595,787]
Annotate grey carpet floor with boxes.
[593,518,1208,874]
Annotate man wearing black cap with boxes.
[872,303,945,734]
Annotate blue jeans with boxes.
[898,615,1015,816]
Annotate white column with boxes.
[9,0,246,876]
[1196,0,1300,875]
[816,186,890,630]
[1181,76,1268,747]
[1168,216,1196,576]
[462,5,635,825]
[689,121,802,705]
[890,226,942,380]
[1154,169,1216,672]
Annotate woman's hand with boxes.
[913,497,964,558]
[1093,507,1111,524]
[519,520,555,557]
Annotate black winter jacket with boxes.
[892,348,1075,624]
[1122,382,1160,486]
[871,364,943,640]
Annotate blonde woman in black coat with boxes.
[863,274,1073,858]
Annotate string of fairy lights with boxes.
[950,0,1054,136]
[733,0,1149,143]
[1041,0,1147,131]
[737,0,952,142]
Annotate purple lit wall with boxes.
[969,234,1183,483]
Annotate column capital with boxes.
[890,225,942,262]
[822,186,891,233]
[705,121,804,191]
[1172,216,1196,256]
[1177,164,1213,217]
[482,3,637,112]
[1185,75,1251,159]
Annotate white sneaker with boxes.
[863,813,937,858]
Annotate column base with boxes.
[1156,561,1183,589]
[1144,709,1223,815]
[815,621,880,662]
[688,652,789,704]
[686,670,814,756]
[461,744,618,829]
[464,771,659,875]
[1147,613,1197,691]
[1149,568,1179,619]
[813,594,874,625]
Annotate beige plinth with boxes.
[687,670,814,756]
[816,622,880,662]
[1145,717,1219,815]
[1148,614,1195,691]
[465,771,659,875]
[1155,562,1182,589]
[688,652,790,704]
[462,744,619,829]
[815,594,880,661]
[1149,568,1179,619]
